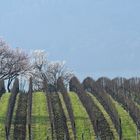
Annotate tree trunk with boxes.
[7,78,13,92]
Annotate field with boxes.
[32,92,51,140]
[88,93,119,140]
[69,92,95,140]
[0,93,10,140]
[0,92,137,140]
[110,96,137,140]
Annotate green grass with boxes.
[110,96,138,140]
[0,93,19,140]
[1,92,139,140]
[58,93,75,140]
[32,92,51,140]
[88,93,119,140]
[0,93,11,140]
[69,92,95,140]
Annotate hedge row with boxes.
[49,92,70,140]
[101,77,140,130]
[83,77,122,139]
[27,78,33,140]
[69,76,114,140]
[57,77,76,139]
[5,78,19,140]
[13,93,27,140]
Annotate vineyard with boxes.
[0,77,140,140]
[0,1,139,139]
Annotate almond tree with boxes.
[32,50,74,91]
[0,39,31,92]
[46,61,74,92]
[0,40,12,79]
[7,48,30,92]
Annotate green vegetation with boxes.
[0,92,140,140]
[0,93,19,140]
[32,92,51,140]
[0,93,10,140]
[58,93,75,140]
[88,93,119,140]
[69,92,95,140]
[110,96,137,140]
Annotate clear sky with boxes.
[0,0,140,80]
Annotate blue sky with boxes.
[0,0,140,80]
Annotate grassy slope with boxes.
[110,96,137,140]
[88,93,119,140]
[69,92,95,140]
[32,92,51,140]
[0,93,19,140]
[0,93,10,140]
[58,93,75,140]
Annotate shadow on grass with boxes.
[0,117,6,124]
[0,116,90,125]
[31,115,89,124]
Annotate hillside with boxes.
[0,91,140,140]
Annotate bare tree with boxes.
[46,61,74,91]
[0,39,31,92]
[31,49,47,90]
[7,48,31,92]
[31,50,74,91]
[0,40,12,79]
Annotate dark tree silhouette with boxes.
[0,79,6,98]
[5,78,19,140]
[13,92,27,140]
[83,77,122,139]
[57,77,76,139]
[69,76,114,140]
[27,77,33,140]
